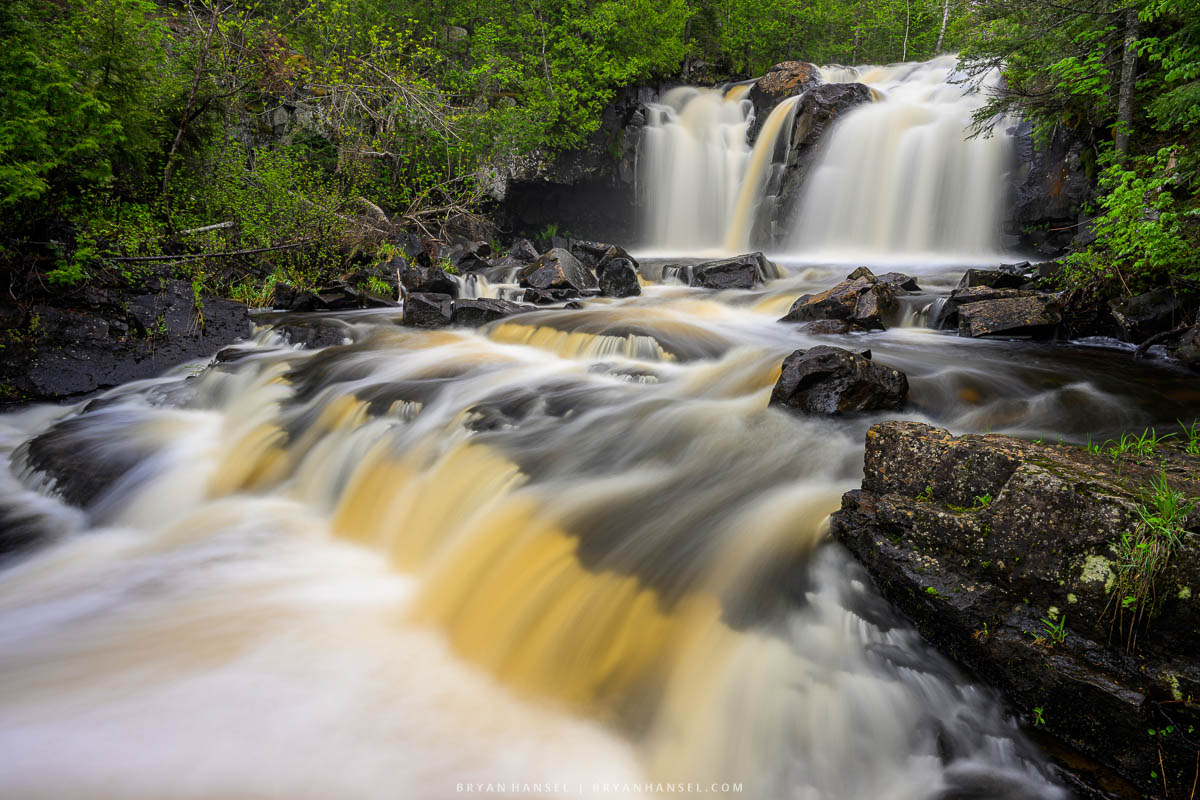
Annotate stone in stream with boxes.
[402,292,454,328]
[933,287,1038,330]
[779,267,897,331]
[451,298,538,328]
[769,345,908,415]
[957,294,1062,338]
[509,238,540,263]
[690,252,777,290]
[1171,325,1200,368]
[597,258,641,298]
[748,61,823,134]
[956,266,1032,291]
[875,272,921,292]
[519,247,598,294]
[830,421,1200,798]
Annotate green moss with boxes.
[1080,554,1116,594]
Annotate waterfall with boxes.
[638,55,1013,262]
[787,55,1012,262]
[723,95,802,252]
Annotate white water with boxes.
[638,55,1013,263]
[788,56,1012,262]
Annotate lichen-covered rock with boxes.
[748,61,823,132]
[957,294,1063,338]
[831,421,1200,796]
[769,346,908,415]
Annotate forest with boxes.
[0,0,1197,302]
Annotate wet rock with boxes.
[273,283,320,312]
[597,258,641,298]
[523,287,586,305]
[452,298,538,327]
[402,292,454,328]
[934,287,1036,330]
[958,294,1063,338]
[801,319,854,335]
[1171,326,1200,368]
[691,252,778,290]
[510,238,540,262]
[569,240,620,269]
[780,267,897,330]
[748,61,823,129]
[1110,289,1182,344]
[830,421,1200,796]
[769,346,908,415]
[519,248,598,294]
[390,256,459,298]
[876,272,920,292]
[956,267,1030,291]
[273,317,354,349]
[777,83,875,219]
[1009,121,1094,255]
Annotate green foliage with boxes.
[1040,613,1068,644]
[1032,706,1046,727]
[973,492,993,508]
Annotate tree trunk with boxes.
[935,0,951,53]
[161,7,220,204]
[1115,6,1139,163]
[902,0,911,61]
[681,16,692,80]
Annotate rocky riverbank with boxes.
[831,421,1200,798]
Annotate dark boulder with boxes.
[389,256,459,298]
[957,294,1063,338]
[769,346,908,415]
[956,267,1030,291]
[831,421,1200,797]
[273,317,354,349]
[519,248,598,294]
[780,267,897,330]
[452,298,538,328]
[748,61,823,130]
[273,283,321,312]
[569,240,620,269]
[690,252,778,290]
[1171,326,1200,368]
[597,258,642,298]
[402,292,454,328]
[523,287,587,305]
[933,287,1037,330]
[1110,289,1182,344]
[510,238,540,262]
[777,83,875,218]
[801,319,854,335]
[312,283,398,310]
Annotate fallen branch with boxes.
[1133,324,1191,359]
[108,240,315,263]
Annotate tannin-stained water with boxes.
[4,259,1199,799]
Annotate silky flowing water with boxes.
[3,56,1198,800]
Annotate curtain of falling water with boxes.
[639,87,753,253]
[787,56,1013,261]
[723,95,803,252]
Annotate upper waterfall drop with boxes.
[787,55,1013,263]
[636,55,1014,263]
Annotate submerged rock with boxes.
[780,267,897,330]
[831,421,1200,797]
[452,298,538,327]
[769,346,908,415]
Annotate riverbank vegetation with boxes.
[0,0,1197,304]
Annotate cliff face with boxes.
[832,421,1200,799]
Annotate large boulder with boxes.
[1110,289,1183,344]
[452,298,538,327]
[509,238,540,263]
[933,287,1049,330]
[957,294,1063,338]
[519,248,598,295]
[402,292,454,328]
[831,421,1200,797]
[956,265,1033,291]
[748,61,823,133]
[691,252,778,290]
[780,267,897,330]
[776,83,875,219]
[597,258,641,298]
[769,346,908,415]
